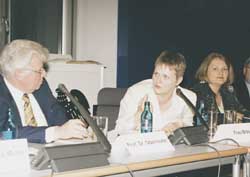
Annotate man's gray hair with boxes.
[244,57,250,66]
[0,39,49,77]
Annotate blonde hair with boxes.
[0,39,49,77]
[154,50,186,78]
[195,52,233,85]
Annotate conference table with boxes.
[36,143,247,177]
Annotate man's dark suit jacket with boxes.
[0,75,68,143]
[234,78,250,110]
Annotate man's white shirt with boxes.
[5,78,56,142]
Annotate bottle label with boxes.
[141,120,148,133]
[141,116,153,133]
[141,101,153,133]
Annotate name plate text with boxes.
[0,139,30,175]
[212,123,250,145]
[116,131,175,155]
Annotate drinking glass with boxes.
[93,116,109,136]
[208,111,218,139]
[223,110,236,124]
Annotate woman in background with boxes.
[192,52,249,125]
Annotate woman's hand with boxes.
[134,95,149,130]
[162,121,183,136]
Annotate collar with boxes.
[4,77,25,99]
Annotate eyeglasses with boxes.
[23,68,46,75]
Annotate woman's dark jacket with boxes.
[191,82,250,125]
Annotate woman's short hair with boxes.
[154,50,186,78]
[0,39,49,77]
[195,52,234,85]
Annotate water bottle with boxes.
[1,108,16,140]
[141,101,153,133]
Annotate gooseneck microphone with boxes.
[176,88,209,131]
[58,83,112,153]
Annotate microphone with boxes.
[58,83,112,153]
[176,88,209,131]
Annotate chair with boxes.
[70,89,90,114]
[93,87,127,131]
[56,88,91,119]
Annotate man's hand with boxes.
[162,121,183,136]
[54,119,86,140]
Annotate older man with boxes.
[0,39,86,143]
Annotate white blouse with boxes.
[115,79,197,135]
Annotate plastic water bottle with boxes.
[141,101,153,133]
[1,108,16,140]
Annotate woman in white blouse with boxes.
[115,50,197,135]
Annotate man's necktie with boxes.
[22,93,37,126]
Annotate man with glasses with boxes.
[0,39,87,143]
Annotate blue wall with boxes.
[117,0,250,88]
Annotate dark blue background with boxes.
[117,0,250,88]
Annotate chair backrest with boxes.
[93,87,127,131]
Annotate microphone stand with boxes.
[176,88,209,131]
[58,83,112,153]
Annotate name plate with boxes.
[0,139,30,175]
[115,131,174,155]
[212,123,250,145]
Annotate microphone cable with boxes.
[192,143,222,177]
[112,162,135,177]
[210,138,240,147]
[210,138,249,177]
[125,165,135,177]
[49,160,54,177]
